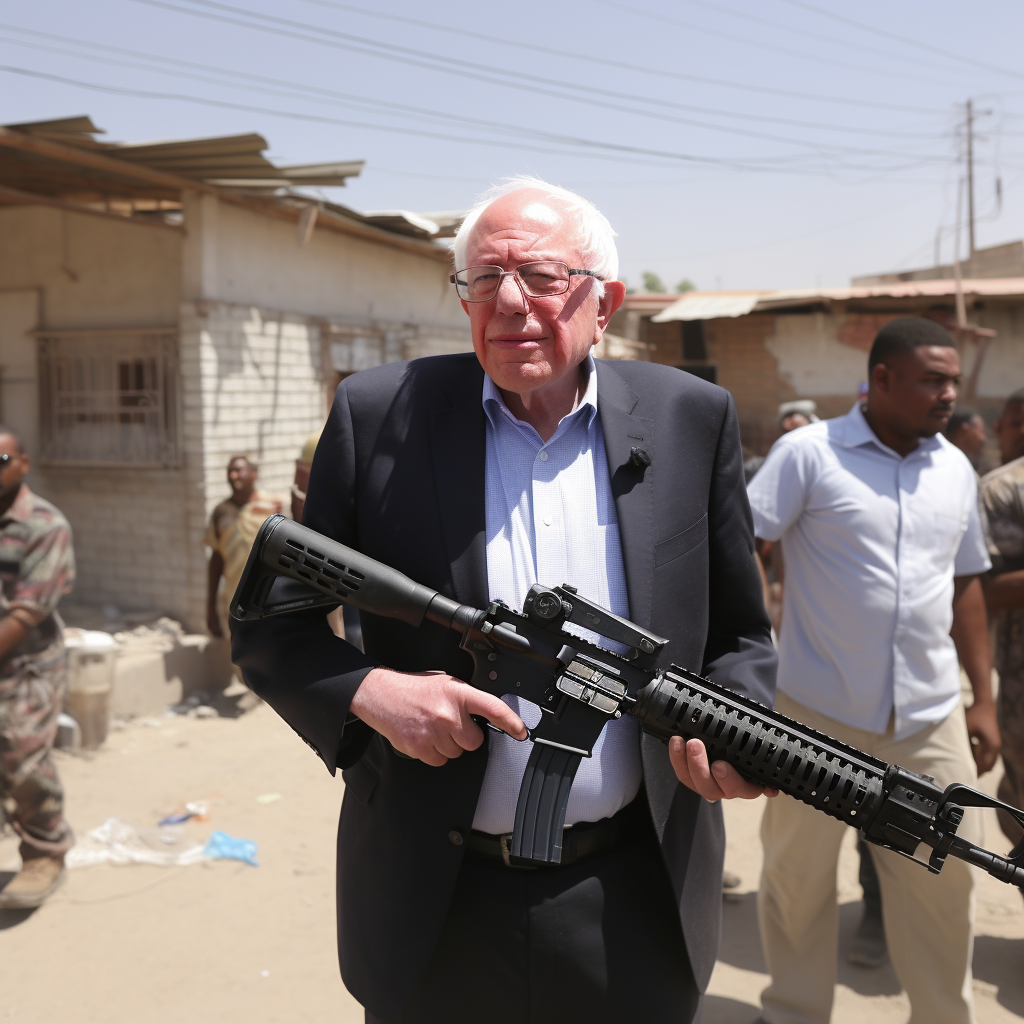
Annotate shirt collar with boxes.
[0,484,33,524]
[831,402,943,460]
[482,354,599,439]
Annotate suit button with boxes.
[448,830,464,846]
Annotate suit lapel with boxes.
[597,361,656,629]
[430,361,489,609]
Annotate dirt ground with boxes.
[2,696,1022,1024]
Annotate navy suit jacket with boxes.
[232,353,776,1019]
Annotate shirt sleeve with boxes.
[981,469,1024,572]
[745,438,810,542]
[954,473,992,576]
[9,521,75,627]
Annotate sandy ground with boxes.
[2,697,1022,1024]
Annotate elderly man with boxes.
[232,177,776,1023]
[748,318,999,1024]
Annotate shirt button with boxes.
[448,830,464,846]
[543,516,552,526]
[538,450,549,461]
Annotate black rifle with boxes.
[232,514,1024,885]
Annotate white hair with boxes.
[452,175,619,294]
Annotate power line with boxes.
[129,0,951,163]
[0,65,852,172]
[0,21,950,145]
[676,0,988,78]
[592,0,973,89]
[290,0,948,115]
[777,0,1024,82]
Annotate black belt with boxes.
[466,796,648,869]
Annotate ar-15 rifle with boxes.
[231,514,1024,886]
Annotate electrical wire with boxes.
[0,22,951,145]
[1,64,860,172]
[777,0,1024,82]
[0,22,946,144]
[289,0,948,115]
[591,0,974,89]
[128,0,953,162]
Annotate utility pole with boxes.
[965,98,976,258]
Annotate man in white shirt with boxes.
[746,317,1000,1024]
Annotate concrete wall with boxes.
[182,193,468,330]
[0,206,190,619]
[0,197,474,631]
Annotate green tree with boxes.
[642,271,665,293]
[675,278,696,293]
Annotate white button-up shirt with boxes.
[472,357,642,835]
[746,403,990,738]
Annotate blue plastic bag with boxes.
[204,830,259,866]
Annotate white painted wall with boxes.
[0,197,473,631]
[182,193,468,331]
[975,303,1024,398]
[0,206,181,329]
[764,313,868,396]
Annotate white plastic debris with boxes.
[66,818,207,868]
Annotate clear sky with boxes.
[2,0,1023,291]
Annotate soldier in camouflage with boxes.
[981,389,1024,849]
[0,428,75,910]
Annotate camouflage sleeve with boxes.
[8,521,75,627]
[981,472,1024,573]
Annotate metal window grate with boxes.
[37,328,180,467]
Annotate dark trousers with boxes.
[366,826,700,1024]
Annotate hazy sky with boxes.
[3,0,1023,291]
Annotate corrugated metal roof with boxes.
[0,118,363,192]
[651,292,767,322]
[653,279,1024,322]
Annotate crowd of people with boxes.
[0,177,1022,1024]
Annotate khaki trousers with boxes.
[758,693,982,1024]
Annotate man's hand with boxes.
[965,699,1001,775]
[350,667,528,766]
[669,736,780,802]
[207,606,223,638]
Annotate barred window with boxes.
[37,328,180,467]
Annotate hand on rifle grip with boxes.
[350,667,528,767]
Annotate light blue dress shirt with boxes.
[472,356,643,835]
[747,403,990,738]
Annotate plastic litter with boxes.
[67,818,207,868]
[255,793,282,804]
[204,830,259,866]
[158,801,210,826]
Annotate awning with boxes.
[651,292,765,322]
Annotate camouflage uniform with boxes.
[981,455,1024,844]
[0,485,75,858]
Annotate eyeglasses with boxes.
[450,261,601,303]
[0,454,10,466]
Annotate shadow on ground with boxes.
[702,992,762,1023]
[974,934,1024,1018]
[0,870,36,930]
[716,894,903,998]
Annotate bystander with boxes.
[0,428,76,910]
[205,455,281,640]
[747,317,1000,1024]
[981,394,1024,851]
[945,407,988,470]
[994,388,1024,468]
